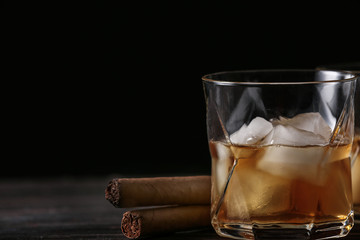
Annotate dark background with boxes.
[4,2,360,178]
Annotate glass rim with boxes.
[202,69,358,85]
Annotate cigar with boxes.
[105,176,211,207]
[121,205,211,239]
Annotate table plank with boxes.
[0,178,359,239]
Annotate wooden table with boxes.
[1,177,359,239]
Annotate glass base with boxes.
[213,212,354,240]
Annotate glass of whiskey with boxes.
[202,70,358,239]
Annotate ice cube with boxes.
[221,175,250,221]
[262,124,328,146]
[230,117,273,145]
[222,163,291,219]
[257,145,330,184]
[272,112,332,141]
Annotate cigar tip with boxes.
[121,211,141,239]
[105,179,121,207]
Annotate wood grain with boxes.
[0,177,359,239]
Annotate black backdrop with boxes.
[4,2,360,178]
